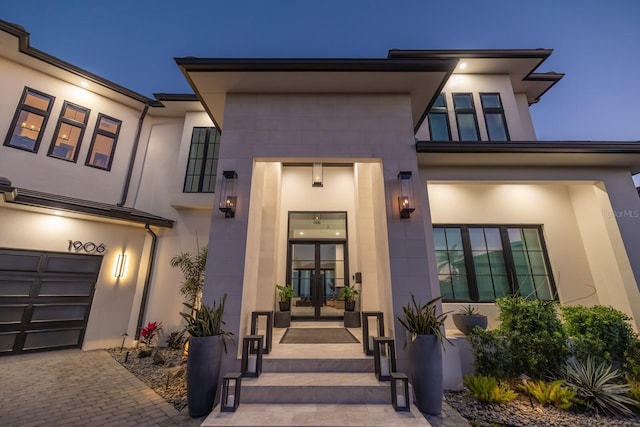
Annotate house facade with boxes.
[2,20,640,386]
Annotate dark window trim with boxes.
[47,101,91,163]
[85,113,121,171]
[435,224,557,302]
[427,93,451,141]
[480,92,510,141]
[183,127,220,193]
[452,93,480,142]
[3,87,56,153]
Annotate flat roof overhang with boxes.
[416,141,640,173]
[0,181,174,228]
[175,57,459,133]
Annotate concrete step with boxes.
[262,357,374,373]
[202,403,431,426]
[239,372,408,404]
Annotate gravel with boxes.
[445,390,640,426]
[108,347,188,412]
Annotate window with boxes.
[434,225,556,302]
[183,127,220,193]
[427,94,451,141]
[85,114,121,171]
[3,87,55,152]
[47,102,90,162]
[480,93,510,141]
[452,93,479,141]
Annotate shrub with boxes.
[165,331,186,350]
[628,381,640,406]
[565,357,638,417]
[518,379,576,409]
[140,321,162,346]
[469,296,567,379]
[562,305,636,368]
[464,374,517,404]
[624,338,640,382]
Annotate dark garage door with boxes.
[0,248,102,355]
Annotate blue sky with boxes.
[2,0,639,141]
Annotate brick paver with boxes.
[0,349,205,427]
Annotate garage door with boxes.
[0,249,102,355]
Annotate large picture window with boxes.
[183,127,220,193]
[3,87,55,152]
[47,101,90,162]
[434,225,556,302]
[85,114,121,171]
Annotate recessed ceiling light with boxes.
[459,62,468,70]
[80,81,89,88]
[53,210,62,216]
[335,232,340,235]
[299,232,304,235]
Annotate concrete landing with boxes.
[201,403,431,426]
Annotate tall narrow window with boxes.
[48,102,90,162]
[85,114,121,171]
[452,93,479,141]
[481,93,510,141]
[3,87,55,152]
[427,94,451,141]
[183,127,220,193]
[433,225,556,302]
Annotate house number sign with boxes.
[68,240,106,253]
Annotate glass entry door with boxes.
[289,242,347,319]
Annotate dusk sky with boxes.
[2,0,639,141]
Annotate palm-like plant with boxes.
[179,295,232,347]
[396,294,451,349]
[170,246,208,308]
[565,357,638,417]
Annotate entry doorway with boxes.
[287,212,349,320]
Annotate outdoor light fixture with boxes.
[373,337,397,381]
[397,171,415,219]
[114,253,127,278]
[390,372,410,411]
[362,311,385,355]
[218,170,238,218]
[220,372,242,412]
[312,162,323,187]
[241,335,264,378]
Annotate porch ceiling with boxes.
[175,57,458,132]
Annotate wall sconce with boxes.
[114,253,127,278]
[218,170,238,218]
[312,162,323,187]
[397,171,416,219]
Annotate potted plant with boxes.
[452,305,488,335]
[180,294,232,418]
[397,294,451,415]
[339,285,359,311]
[276,284,295,311]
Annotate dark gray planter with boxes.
[278,301,291,312]
[344,300,356,312]
[452,314,488,335]
[408,334,443,415]
[187,335,224,418]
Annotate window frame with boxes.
[480,93,510,141]
[427,93,452,141]
[434,224,557,302]
[3,87,56,153]
[452,93,480,141]
[47,101,91,162]
[85,113,121,171]
[182,126,221,193]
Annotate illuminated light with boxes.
[459,62,468,70]
[53,210,62,216]
[80,80,89,88]
[335,232,340,235]
[312,163,323,187]
[299,232,304,235]
[114,253,127,278]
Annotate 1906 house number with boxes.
[68,240,106,253]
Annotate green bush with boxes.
[518,379,576,409]
[562,305,636,368]
[627,380,640,406]
[624,339,640,382]
[565,357,638,417]
[464,374,517,404]
[469,296,567,379]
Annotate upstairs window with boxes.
[47,102,90,162]
[3,87,55,152]
[434,225,556,302]
[85,114,121,171]
[427,94,451,141]
[183,127,220,193]
[452,93,479,141]
[481,93,510,141]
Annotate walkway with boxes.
[0,349,203,427]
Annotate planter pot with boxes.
[344,300,356,312]
[408,334,443,415]
[452,314,488,335]
[187,335,224,418]
[279,301,291,312]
